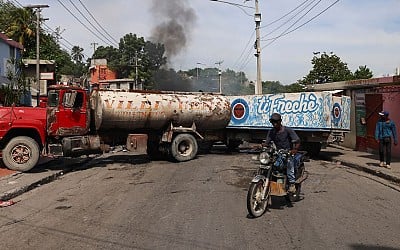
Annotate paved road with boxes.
[0,149,399,249]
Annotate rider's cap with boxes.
[269,113,282,122]
[378,111,389,116]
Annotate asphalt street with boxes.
[0,144,400,203]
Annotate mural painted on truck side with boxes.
[228,92,351,130]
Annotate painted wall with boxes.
[380,86,400,157]
[0,36,22,77]
[353,86,400,157]
[90,65,117,84]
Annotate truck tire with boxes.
[170,134,198,162]
[302,142,321,157]
[227,140,242,151]
[2,136,40,172]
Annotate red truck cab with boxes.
[46,85,90,137]
[0,105,47,171]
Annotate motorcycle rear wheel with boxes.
[247,180,270,218]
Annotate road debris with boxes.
[0,200,15,207]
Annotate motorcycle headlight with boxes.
[259,152,271,164]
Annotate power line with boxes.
[260,0,311,29]
[261,0,340,49]
[43,24,90,58]
[261,0,319,40]
[236,0,340,72]
[76,0,119,45]
[234,0,317,73]
[56,0,115,48]
[232,30,255,69]
[67,0,118,47]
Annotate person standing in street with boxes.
[375,111,398,169]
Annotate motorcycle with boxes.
[246,142,308,218]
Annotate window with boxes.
[63,91,76,108]
[9,47,15,59]
[47,91,59,107]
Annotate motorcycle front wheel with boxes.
[247,180,270,218]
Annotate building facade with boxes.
[313,76,400,157]
[0,32,23,85]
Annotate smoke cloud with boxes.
[149,0,197,61]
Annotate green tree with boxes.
[0,3,35,47]
[152,68,192,91]
[0,58,30,106]
[299,53,353,85]
[354,65,373,79]
[92,33,167,90]
[0,3,85,80]
[285,83,304,93]
[262,81,286,94]
[71,46,84,63]
[70,46,86,78]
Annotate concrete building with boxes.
[0,32,23,88]
[89,59,117,85]
[89,59,142,90]
[22,58,55,106]
[313,75,400,157]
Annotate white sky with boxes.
[14,0,400,84]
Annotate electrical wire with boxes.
[67,0,118,47]
[56,0,115,48]
[234,0,317,73]
[76,0,119,45]
[260,0,311,29]
[260,0,319,40]
[43,23,90,59]
[232,30,255,69]
[262,0,340,49]
[235,0,340,73]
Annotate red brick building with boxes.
[89,59,117,85]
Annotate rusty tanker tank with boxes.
[0,85,233,172]
[90,89,232,132]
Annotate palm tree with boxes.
[71,46,84,63]
[5,7,35,47]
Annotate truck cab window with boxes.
[47,91,59,107]
[73,92,84,109]
[63,91,76,108]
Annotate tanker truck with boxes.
[0,85,231,172]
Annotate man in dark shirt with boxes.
[265,113,301,193]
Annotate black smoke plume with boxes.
[149,0,197,61]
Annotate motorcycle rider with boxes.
[264,113,301,193]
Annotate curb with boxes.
[335,159,400,184]
[0,157,93,201]
[0,170,65,201]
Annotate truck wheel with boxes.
[227,140,242,151]
[2,136,40,172]
[170,134,198,162]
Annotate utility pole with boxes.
[135,51,138,90]
[91,42,98,55]
[26,4,49,106]
[254,0,262,94]
[215,60,223,94]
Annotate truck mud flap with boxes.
[126,134,148,155]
